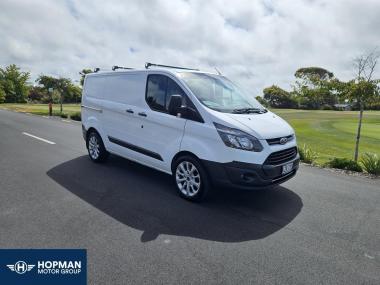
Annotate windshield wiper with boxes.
[232,108,267,114]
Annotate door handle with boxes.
[126,109,134,114]
[138,112,147,117]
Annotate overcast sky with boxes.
[0,0,379,94]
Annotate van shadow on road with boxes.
[47,155,303,243]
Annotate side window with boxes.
[146,75,188,112]
[146,75,167,111]
[145,74,204,122]
[166,77,187,109]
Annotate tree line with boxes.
[256,51,380,111]
[0,64,87,104]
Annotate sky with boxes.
[0,0,379,95]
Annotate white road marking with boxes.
[364,253,375,259]
[22,132,56,145]
[62,119,71,123]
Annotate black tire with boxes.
[172,155,210,202]
[86,130,109,163]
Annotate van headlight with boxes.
[214,123,263,152]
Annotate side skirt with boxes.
[108,136,163,161]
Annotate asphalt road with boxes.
[0,109,379,284]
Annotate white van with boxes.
[81,63,299,201]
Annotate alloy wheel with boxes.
[175,161,201,197]
[88,135,100,160]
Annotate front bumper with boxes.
[202,154,299,190]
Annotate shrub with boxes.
[361,153,380,175]
[326,157,362,172]
[70,112,81,121]
[299,144,318,164]
[60,113,68,118]
[255,96,269,107]
[321,104,333,110]
[0,88,5,103]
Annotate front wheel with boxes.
[86,131,109,163]
[173,155,210,202]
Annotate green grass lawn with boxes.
[1,104,379,165]
[0,103,80,116]
[272,109,380,164]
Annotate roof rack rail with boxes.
[145,62,199,71]
[112,65,134,71]
[94,68,100,73]
[214,67,222,75]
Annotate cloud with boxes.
[0,0,379,94]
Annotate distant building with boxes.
[334,103,352,111]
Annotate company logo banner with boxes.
[0,249,87,285]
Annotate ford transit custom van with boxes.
[82,63,299,201]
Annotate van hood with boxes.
[224,111,294,139]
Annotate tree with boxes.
[28,86,48,103]
[0,87,5,103]
[293,67,336,109]
[55,78,71,112]
[36,75,58,105]
[0,64,30,103]
[36,75,81,109]
[79,69,93,86]
[344,50,380,161]
[295,67,334,83]
[263,85,296,108]
[66,84,82,103]
[255,96,269,107]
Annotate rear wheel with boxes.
[173,155,210,202]
[87,131,109,163]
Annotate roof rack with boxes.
[145,62,199,71]
[214,67,222,75]
[112,65,134,71]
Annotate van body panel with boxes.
[180,119,229,161]
[197,107,294,140]
[136,109,186,173]
[225,111,294,139]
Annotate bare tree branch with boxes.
[354,48,379,82]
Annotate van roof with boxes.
[86,68,217,78]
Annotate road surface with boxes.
[0,109,379,284]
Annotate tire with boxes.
[86,130,109,163]
[173,155,210,202]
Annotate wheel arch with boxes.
[171,151,208,175]
[85,127,100,147]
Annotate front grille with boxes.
[266,134,294,145]
[265,147,297,165]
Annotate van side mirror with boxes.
[168,94,204,123]
[168,95,183,116]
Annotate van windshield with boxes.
[177,72,266,114]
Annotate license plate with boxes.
[282,162,293,174]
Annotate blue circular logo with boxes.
[14,261,28,274]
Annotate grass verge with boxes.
[0,103,80,116]
[272,109,380,165]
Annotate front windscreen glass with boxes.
[177,72,266,114]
